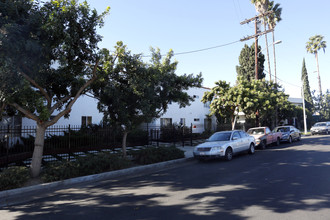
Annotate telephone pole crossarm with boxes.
[240,29,274,42]
[240,11,274,25]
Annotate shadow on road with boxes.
[2,136,330,219]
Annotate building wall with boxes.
[22,95,103,127]
[147,87,216,133]
[21,87,216,133]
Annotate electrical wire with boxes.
[141,40,241,57]
[264,69,301,88]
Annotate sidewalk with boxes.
[0,146,196,208]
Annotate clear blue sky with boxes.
[87,0,330,98]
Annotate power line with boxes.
[264,69,301,88]
[141,40,241,57]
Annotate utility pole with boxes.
[255,19,259,79]
[240,11,273,127]
[240,11,273,80]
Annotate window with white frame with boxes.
[160,118,172,127]
[180,118,186,126]
[82,116,92,127]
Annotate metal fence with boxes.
[0,125,147,168]
[147,124,210,147]
[0,124,211,168]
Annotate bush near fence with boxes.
[0,125,148,168]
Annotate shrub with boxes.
[127,129,148,146]
[131,146,185,165]
[42,153,133,182]
[0,166,30,191]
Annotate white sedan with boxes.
[193,130,256,161]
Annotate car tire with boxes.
[275,137,280,146]
[288,136,292,144]
[225,148,233,161]
[326,130,329,135]
[260,140,266,149]
[297,134,301,141]
[248,143,255,155]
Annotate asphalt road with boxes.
[1,135,330,220]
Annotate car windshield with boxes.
[207,132,232,141]
[314,123,326,127]
[247,128,264,135]
[275,127,290,132]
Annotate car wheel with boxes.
[248,143,255,154]
[326,130,329,135]
[260,140,266,149]
[225,148,233,161]
[288,136,292,144]
[297,134,301,141]
[275,137,280,146]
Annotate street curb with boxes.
[0,156,194,208]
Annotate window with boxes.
[232,131,240,139]
[82,116,92,127]
[204,118,212,131]
[204,101,211,108]
[180,118,186,126]
[239,131,248,137]
[160,118,172,127]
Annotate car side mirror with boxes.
[232,137,238,140]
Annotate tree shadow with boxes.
[2,136,330,219]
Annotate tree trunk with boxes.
[122,131,128,158]
[30,123,46,178]
[315,52,322,96]
[255,110,260,127]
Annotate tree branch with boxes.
[46,59,100,127]
[49,95,72,114]
[9,103,39,121]
[18,70,52,106]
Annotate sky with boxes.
[86,0,330,99]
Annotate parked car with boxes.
[273,126,301,143]
[247,127,282,149]
[310,122,330,135]
[193,130,255,161]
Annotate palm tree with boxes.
[267,1,282,84]
[251,0,272,81]
[306,35,327,96]
[251,0,269,14]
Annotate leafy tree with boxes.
[313,90,330,121]
[202,80,237,128]
[93,42,203,157]
[251,0,269,14]
[306,35,327,96]
[0,0,109,177]
[301,58,314,112]
[236,43,265,81]
[203,77,293,128]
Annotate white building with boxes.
[21,94,103,127]
[19,87,216,133]
[146,87,216,133]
